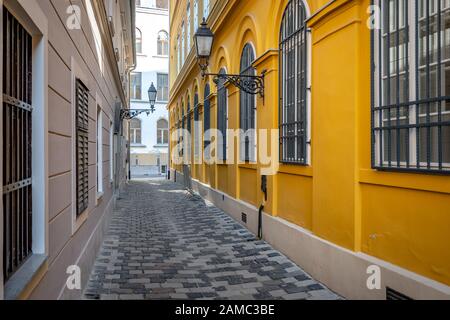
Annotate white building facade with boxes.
[130,0,170,177]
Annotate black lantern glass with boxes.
[194,18,214,59]
[148,82,157,107]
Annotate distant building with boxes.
[130,0,170,177]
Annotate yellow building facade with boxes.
[169,0,450,299]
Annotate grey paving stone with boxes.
[84,179,341,301]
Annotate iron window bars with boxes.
[76,79,90,216]
[372,0,450,173]
[240,44,257,162]
[3,8,33,281]
[204,84,211,154]
[194,93,200,158]
[217,69,228,161]
[279,0,309,165]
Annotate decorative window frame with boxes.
[0,0,49,299]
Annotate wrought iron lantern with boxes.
[121,82,158,119]
[194,19,265,98]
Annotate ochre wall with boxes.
[169,0,450,287]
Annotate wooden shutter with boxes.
[76,79,89,216]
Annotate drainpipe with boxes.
[259,175,268,240]
[125,0,137,182]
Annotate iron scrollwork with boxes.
[207,72,265,98]
[120,108,155,120]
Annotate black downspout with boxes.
[259,175,268,239]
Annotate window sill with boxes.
[239,163,257,170]
[278,164,313,177]
[153,55,168,59]
[131,144,146,148]
[4,254,47,300]
[96,192,104,202]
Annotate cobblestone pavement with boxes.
[84,179,341,300]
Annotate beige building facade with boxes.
[0,0,135,299]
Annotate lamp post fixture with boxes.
[194,19,265,98]
[121,82,158,120]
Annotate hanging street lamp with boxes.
[194,19,265,98]
[121,82,158,119]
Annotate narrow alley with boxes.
[84,179,340,300]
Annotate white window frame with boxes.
[186,3,191,50]
[194,0,199,31]
[96,95,104,200]
[373,0,450,171]
[110,120,114,184]
[203,0,210,20]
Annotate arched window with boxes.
[157,30,169,56]
[203,0,210,19]
[280,0,309,165]
[130,118,142,144]
[194,0,199,31]
[217,68,228,161]
[186,4,191,50]
[240,43,256,162]
[193,92,200,157]
[187,96,191,134]
[177,35,181,72]
[204,83,211,153]
[136,28,142,54]
[157,118,169,145]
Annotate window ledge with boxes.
[96,192,104,201]
[153,55,168,59]
[131,144,146,148]
[4,254,47,300]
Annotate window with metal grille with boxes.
[187,99,191,134]
[136,28,142,54]
[2,8,33,281]
[157,118,169,144]
[372,0,450,173]
[194,93,200,157]
[204,84,211,154]
[240,43,257,162]
[217,69,228,161]
[279,0,309,165]
[76,79,89,216]
[157,73,169,101]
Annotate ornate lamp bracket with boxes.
[203,71,266,99]
[120,108,155,120]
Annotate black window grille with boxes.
[240,43,256,162]
[204,84,211,152]
[279,0,309,165]
[76,79,89,216]
[372,0,450,173]
[2,8,33,281]
[181,104,185,157]
[187,99,191,134]
[217,68,228,161]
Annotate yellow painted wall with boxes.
[169,0,450,287]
